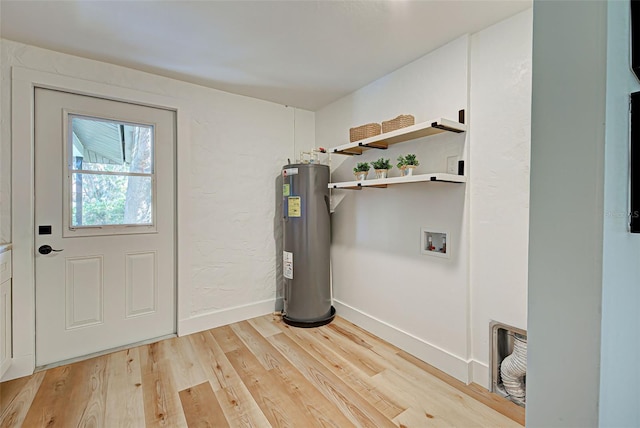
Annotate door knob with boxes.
[38,245,63,255]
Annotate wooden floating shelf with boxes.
[329,173,467,190]
[329,118,467,156]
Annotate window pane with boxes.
[70,116,153,174]
[71,173,153,227]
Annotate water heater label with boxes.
[283,251,293,279]
[283,184,290,196]
[288,196,301,217]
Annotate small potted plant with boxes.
[371,157,393,179]
[397,154,419,177]
[353,162,370,181]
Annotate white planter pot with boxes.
[400,165,416,177]
[374,169,389,179]
[354,171,368,181]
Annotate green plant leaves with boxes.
[371,157,392,170]
[397,154,419,168]
[353,162,370,173]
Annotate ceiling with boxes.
[0,0,531,111]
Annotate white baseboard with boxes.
[1,354,35,382]
[178,299,276,336]
[334,300,471,383]
[471,359,490,389]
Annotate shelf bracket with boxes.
[332,183,390,190]
[431,177,464,184]
[360,142,388,150]
[431,122,465,133]
[333,184,362,190]
[334,148,362,156]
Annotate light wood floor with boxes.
[0,315,524,427]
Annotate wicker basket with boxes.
[349,123,381,142]
[382,114,415,133]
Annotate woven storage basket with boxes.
[349,123,381,142]
[382,114,415,133]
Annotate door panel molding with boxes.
[65,255,104,329]
[125,251,157,318]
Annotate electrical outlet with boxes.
[447,156,458,174]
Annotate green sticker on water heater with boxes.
[283,184,290,196]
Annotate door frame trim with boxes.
[8,66,191,380]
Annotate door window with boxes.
[64,114,156,236]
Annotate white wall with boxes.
[317,36,471,381]
[0,39,314,378]
[317,12,532,385]
[527,1,607,426]
[317,11,532,385]
[600,1,640,426]
[469,9,532,386]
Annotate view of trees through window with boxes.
[70,117,154,227]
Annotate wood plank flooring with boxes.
[0,315,524,427]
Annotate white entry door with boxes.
[35,88,176,367]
